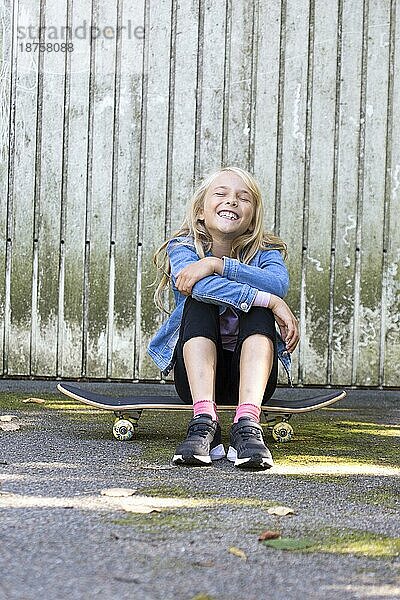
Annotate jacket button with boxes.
[240,302,248,310]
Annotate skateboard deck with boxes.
[57,383,346,443]
[57,383,345,413]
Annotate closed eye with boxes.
[215,193,250,202]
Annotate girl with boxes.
[148,166,299,470]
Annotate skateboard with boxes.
[57,383,346,443]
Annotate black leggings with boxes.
[173,296,278,405]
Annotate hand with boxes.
[175,258,216,296]
[268,294,299,353]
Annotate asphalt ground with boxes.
[0,381,399,600]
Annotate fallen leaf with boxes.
[114,576,140,584]
[100,488,137,497]
[22,397,46,404]
[258,530,281,541]
[228,546,247,560]
[262,537,314,551]
[191,560,214,568]
[0,416,20,432]
[0,424,20,432]
[267,506,295,516]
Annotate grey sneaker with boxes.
[227,418,274,470]
[172,414,225,466]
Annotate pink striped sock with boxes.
[193,399,218,421]
[234,403,261,423]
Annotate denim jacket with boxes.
[147,235,292,384]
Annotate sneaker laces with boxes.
[187,421,214,439]
[236,424,263,442]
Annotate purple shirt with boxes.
[219,307,239,351]
[219,290,271,351]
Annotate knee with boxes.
[182,336,218,361]
[183,335,217,349]
[239,333,276,363]
[242,333,274,348]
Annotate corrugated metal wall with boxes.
[1,0,399,387]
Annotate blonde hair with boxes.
[151,166,287,314]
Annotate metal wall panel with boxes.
[1,0,399,387]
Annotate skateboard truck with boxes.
[112,409,295,443]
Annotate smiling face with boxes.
[198,172,255,249]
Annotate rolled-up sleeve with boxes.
[222,250,289,298]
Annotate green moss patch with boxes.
[349,487,400,510]
[0,392,55,412]
[281,474,351,484]
[136,484,276,509]
[334,420,400,438]
[318,530,400,558]
[133,439,175,464]
[271,412,400,469]
[216,497,274,509]
[139,484,199,498]
[0,392,100,415]
[109,495,277,534]
[262,528,400,559]
[111,509,208,532]
[144,494,274,508]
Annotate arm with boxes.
[167,238,258,312]
[224,259,297,355]
[251,288,299,353]
[220,251,289,298]
[268,294,299,354]
[168,239,298,352]
[189,252,289,298]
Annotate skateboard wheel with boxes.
[112,419,135,441]
[272,422,294,443]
